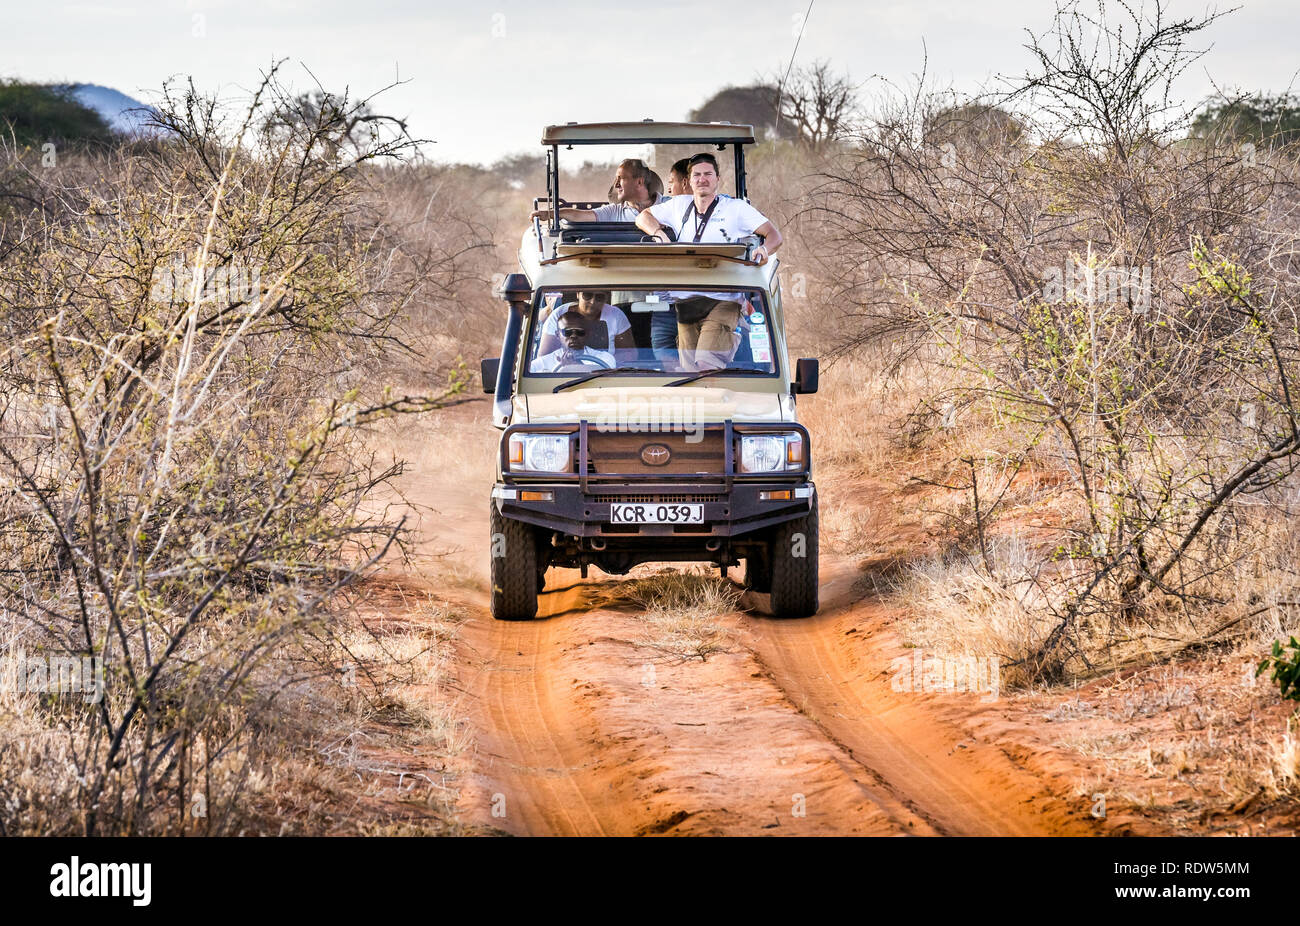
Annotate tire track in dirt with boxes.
[743,559,1102,836]
[451,575,934,835]
[461,615,621,835]
[385,409,928,835]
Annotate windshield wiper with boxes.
[552,368,666,393]
[665,368,770,387]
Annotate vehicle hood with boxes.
[522,385,791,425]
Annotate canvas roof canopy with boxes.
[541,121,756,146]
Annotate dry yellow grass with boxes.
[621,567,740,662]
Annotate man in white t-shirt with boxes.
[635,153,785,369]
[636,153,784,257]
[530,159,669,224]
[533,311,616,372]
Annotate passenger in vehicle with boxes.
[667,158,692,196]
[647,167,665,199]
[533,311,616,371]
[635,153,784,369]
[530,159,669,223]
[537,290,634,357]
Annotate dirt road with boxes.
[377,401,1124,836]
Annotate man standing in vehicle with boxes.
[636,153,785,369]
[531,159,668,223]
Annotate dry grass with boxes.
[1273,721,1300,791]
[895,534,1057,690]
[621,567,740,662]
[264,591,468,834]
[798,355,934,477]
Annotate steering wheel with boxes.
[555,355,614,373]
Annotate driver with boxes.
[534,311,616,372]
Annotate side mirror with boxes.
[793,358,819,395]
[481,358,500,394]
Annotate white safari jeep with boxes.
[482,122,819,620]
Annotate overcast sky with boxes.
[3,0,1298,164]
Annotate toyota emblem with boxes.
[640,443,671,466]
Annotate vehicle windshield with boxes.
[524,288,777,376]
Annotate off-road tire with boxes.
[768,498,819,618]
[490,501,538,621]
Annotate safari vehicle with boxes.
[482,121,819,621]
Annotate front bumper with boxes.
[491,481,815,538]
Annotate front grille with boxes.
[586,431,725,475]
[610,493,723,503]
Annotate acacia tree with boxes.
[774,60,861,150]
[809,0,1300,681]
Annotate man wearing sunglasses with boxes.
[533,311,617,372]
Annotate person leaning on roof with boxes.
[531,158,668,223]
[635,152,785,370]
[635,152,782,260]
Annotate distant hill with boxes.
[66,84,159,136]
[0,80,113,147]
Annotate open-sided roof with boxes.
[542,121,756,146]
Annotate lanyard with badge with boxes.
[674,196,726,324]
[684,196,721,243]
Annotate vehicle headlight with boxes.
[738,432,805,473]
[508,433,572,473]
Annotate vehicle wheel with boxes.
[490,501,538,621]
[768,498,819,618]
[743,544,772,594]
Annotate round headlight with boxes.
[523,435,569,472]
[741,435,785,473]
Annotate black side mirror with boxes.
[793,358,819,395]
[481,358,500,394]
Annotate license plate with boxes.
[609,503,704,524]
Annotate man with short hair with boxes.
[637,153,783,258]
[636,153,785,370]
[531,159,669,223]
[533,311,616,372]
